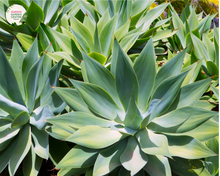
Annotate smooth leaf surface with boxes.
[47,112,111,131]
[120,136,148,175]
[25,56,44,112]
[11,111,30,128]
[155,49,186,89]
[0,47,24,105]
[150,72,188,122]
[0,94,29,118]
[9,125,31,176]
[133,38,156,111]
[93,139,127,176]
[167,135,217,159]
[10,39,25,100]
[70,80,123,121]
[67,125,126,149]
[115,40,139,112]
[144,155,171,176]
[149,106,218,133]
[83,52,123,110]
[100,14,118,57]
[54,87,91,113]
[57,145,99,169]
[136,128,170,157]
[31,126,49,159]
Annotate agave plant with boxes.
[46,39,218,176]
[0,0,74,51]
[34,0,175,79]
[0,38,66,176]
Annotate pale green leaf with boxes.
[120,136,148,175]
[0,46,24,105]
[136,128,170,157]
[83,52,123,110]
[57,145,99,169]
[167,135,217,159]
[70,79,123,121]
[9,125,31,176]
[143,155,171,176]
[67,125,126,149]
[11,111,30,128]
[133,38,156,111]
[93,139,127,176]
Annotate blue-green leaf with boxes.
[133,38,156,111]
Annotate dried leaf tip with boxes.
[85,12,88,16]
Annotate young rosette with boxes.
[0,38,66,176]
[47,38,218,176]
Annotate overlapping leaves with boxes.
[0,38,65,176]
[47,39,218,176]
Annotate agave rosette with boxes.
[0,38,66,176]
[47,39,218,176]
[40,0,175,79]
[0,0,75,51]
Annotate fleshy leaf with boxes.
[155,49,186,89]
[47,112,111,130]
[54,87,91,113]
[93,139,127,176]
[9,125,31,176]
[167,135,217,159]
[120,136,148,175]
[115,40,139,112]
[150,71,188,122]
[57,145,99,169]
[82,52,123,110]
[30,105,54,130]
[143,155,171,176]
[0,46,24,105]
[136,128,170,157]
[11,111,30,128]
[133,38,156,111]
[70,79,123,121]
[67,125,126,149]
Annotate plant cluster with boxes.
[0,0,219,176]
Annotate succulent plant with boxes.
[0,38,66,176]
[35,1,175,79]
[0,0,74,51]
[47,39,218,176]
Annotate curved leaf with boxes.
[120,136,148,175]
[54,87,91,113]
[100,14,118,57]
[57,145,99,169]
[67,125,126,149]
[25,56,44,112]
[0,94,29,118]
[155,49,186,89]
[115,40,139,112]
[47,112,111,130]
[149,106,218,133]
[167,135,217,159]
[144,155,171,176]
[150,71,188,122]
[93,139,127,176]
[70,80,123,121]
[31,126,49,159]
[83,52,123,110]
[133,38,156,111]
[9,125,31,176]
[26,1,44,30]
[0,46,24,105]
[136,128,170,157]
[11,111,30,128]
